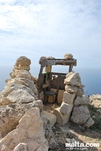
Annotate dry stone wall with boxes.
[53,72,94,127]
[0,56,49,151]
[0,55,95,151]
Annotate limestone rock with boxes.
[11,56,31,72]
[15,56,31,66]
[47,56,55,59]
[39,56,47,64]
[64,54,73,60]
[65,85,78,94]
[60,102,73,115]
[0,108,49,151]
[15,65,30,71]
[33,99,43,111]
[39,91,44,101]
[83,117,95,128]
[63,91,75,104]
[74,95,90,106]
[16,70,32,80]
[41,111,57,128]
[0,56,40,137]
[31,76,38,84]
[6,88,36,103]
[0,104,23,136]
[4,78,38,98]
[10,70,19,79]
[53,108,71,125]
[76,85,85,96]
[49,138,57,149]
[0,102,43,136]
[0,97,11,106]
[64,72,81,87]
[14,143,28,151]
[71,105,90,125]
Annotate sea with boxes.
[0,66,101,96]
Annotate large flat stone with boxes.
[53,108,71,125]
[63,91,75,104]
[41,111,57,128]
[60,102,73,114]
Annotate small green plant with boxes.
[88,104,101,132]
[90,116,101,132]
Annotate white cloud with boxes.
[0,0,101,67]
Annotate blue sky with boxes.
[0,0,101,68]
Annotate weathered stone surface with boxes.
[0,56,40,136]
[71,105,90,125]
[64,54,73,60]
[41,111,57,128]
[53,108,71,125]
[0,108,49,151]
[64,72,81,87]
[39,56,47,64]
[65,85,78,94]
[4,78,38,98]
[76,84,85,96]
[6,88,36,103]
[15,56,31,66]
[63,91,75,104]
[0,101,43,136]
[17,65,30,71]
[60,102,73,115]
[83,117,94,128]
[14,65,30,71]
[16,70,32,80]
[0,97,11,105]
[74,95,90,106]
[31,76,38,84]
[49,138,57,149]
[10,70,19,79]
[33,99,43,111]
[90,94,101,101]
[14,143,28,151]
[39,91,44,101]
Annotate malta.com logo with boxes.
[65,141,100,150]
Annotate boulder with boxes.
[76,85,85,96]
[0,108,49,151]
[74,95,90,106]
[64,54,73,60]
[14,143,28,151]
[53,108,71,125]
[0,101,43,136]
[83,117,94,128]
[64,72,81,87]
[65,85,78,94]
[60,102,73,115]
[41,111,57,128]
[15,56,31,66]
[63,91,75,104]
[71,105,90,125]
[6,88,37,103]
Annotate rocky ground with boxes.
[46,94,101,151]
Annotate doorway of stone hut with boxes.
[37,55,77,105]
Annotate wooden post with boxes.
[69,64,73,72]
